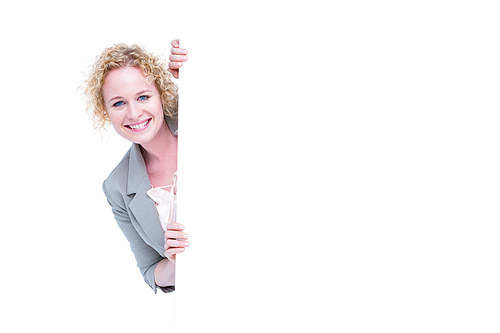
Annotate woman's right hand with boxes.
[164,222,190,262]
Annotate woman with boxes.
[81,40,189,293]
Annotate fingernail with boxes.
[185,242,191,247]
[182,56,188,61]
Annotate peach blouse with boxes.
[146,172,177,232]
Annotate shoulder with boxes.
[102,147,132,207]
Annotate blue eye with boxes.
[113,101,124,107]
[138,95,149,101]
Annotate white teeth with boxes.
[129,120,149,129]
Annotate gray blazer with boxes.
[102,118,178,293]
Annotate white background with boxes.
[2,1,500,332]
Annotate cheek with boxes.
[107,112,123,128]
[155,102,166,118]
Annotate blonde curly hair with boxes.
[80,43,178,130]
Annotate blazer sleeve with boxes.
[102,181,174,294]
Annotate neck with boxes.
[140,121,177,165]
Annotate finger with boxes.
[166,222,185,231]
[166,247,185,257]
[164,231,187,243]
[171,39,180,48]
[165,231,189,240]
[170,47,188,55]
[165,230,187,242]
[169,54,188,62]
[166,239,191,248]
[168,62,183,70]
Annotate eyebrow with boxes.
[107,96,124,104]
[136,89,152,96]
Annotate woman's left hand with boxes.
[168,39,188,79]
[164,222,190,262]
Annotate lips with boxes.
[125,119,151,131]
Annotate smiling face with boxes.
[102,65,167,146]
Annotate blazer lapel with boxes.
[127,144,165,253]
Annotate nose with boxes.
[126,102,143,120]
